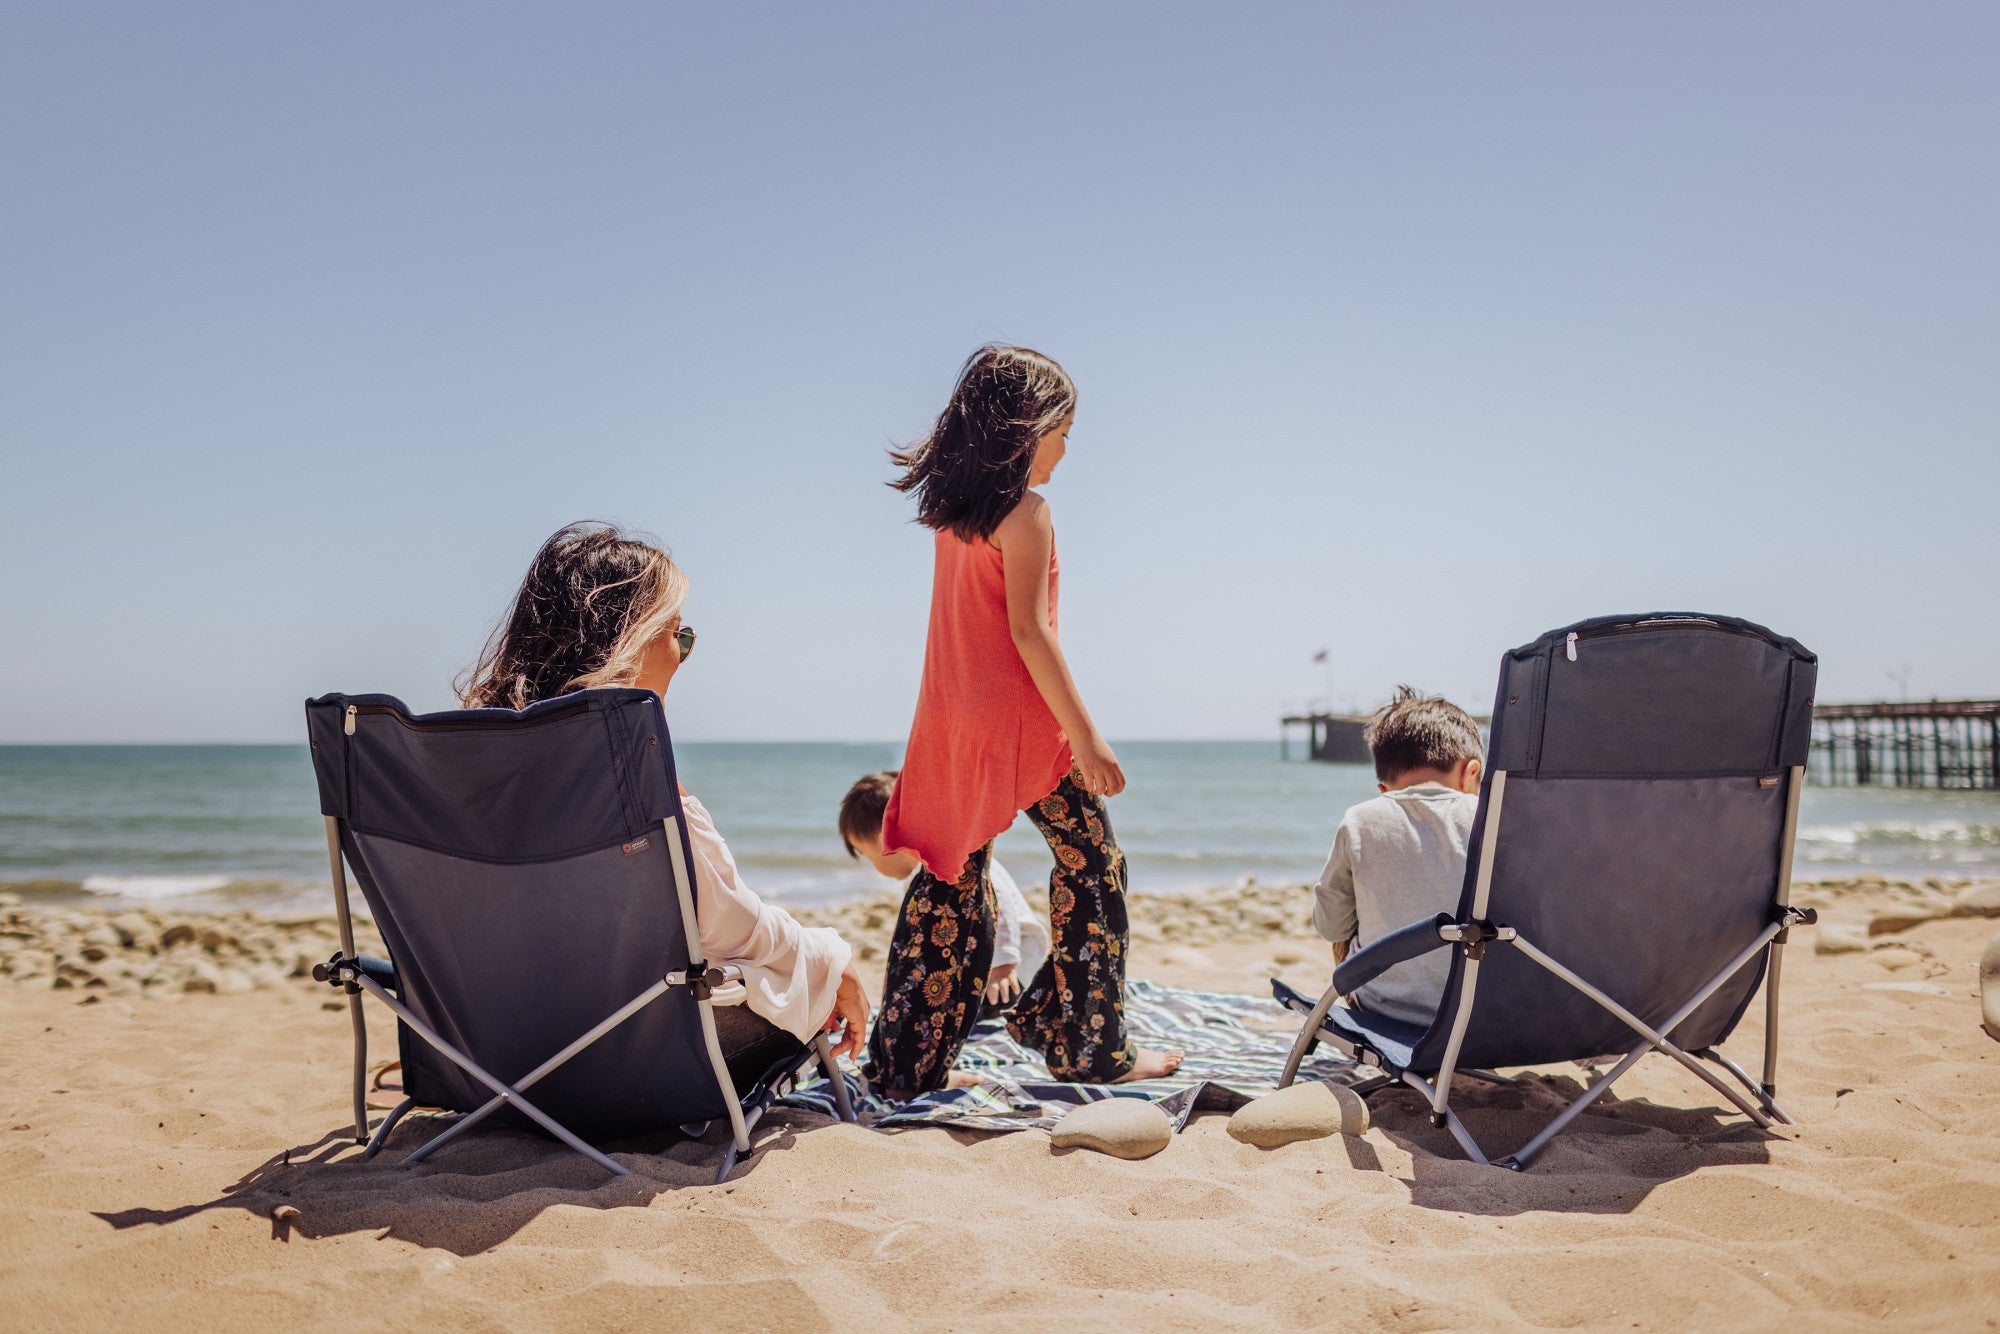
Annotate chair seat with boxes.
[1324,1002,1431,1073]
[1272,977,1433,1073]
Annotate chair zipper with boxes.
[1564,618,1766,661]
[342,700,591,734]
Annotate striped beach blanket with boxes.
[778,979,1389,1134]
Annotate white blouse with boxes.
[680,795,853,1043]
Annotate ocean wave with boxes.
[1797,822,2000,849]
[79,874,235,899]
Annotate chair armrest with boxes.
[354,955,397,988]
[1332,914,1453,996]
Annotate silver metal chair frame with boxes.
[1278,767,1808,1171]
[323,812,855,1184]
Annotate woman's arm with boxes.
[680,797,868,1054]
[992,494,1125,797]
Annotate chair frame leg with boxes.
[324,817,369,1144]
[814,1033,856,1123]
[363,1097,416,1160]
[1280,982,1343,1088]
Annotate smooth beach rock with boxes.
[1952,882,2000,919]
[1227,1079,1370,1148]
[1869,909,1946,936]
[1981,935,2000,1042]
[1815,922,1869,955]
[1870,947,1923,972]
[1049,1098,1173,1160]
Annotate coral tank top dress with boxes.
[882,528,1073,883]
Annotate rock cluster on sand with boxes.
[1798,878,2000,978]
[6,873,1994,1004]
[0,899,384,997]
[1227,1079,1371,1147]
[1049,1098,1173,1159]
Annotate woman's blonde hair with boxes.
[457,522,689,710]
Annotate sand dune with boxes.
[2,881,1997,1330]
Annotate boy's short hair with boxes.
[1364,686,1483,783]
[838,770,899,856]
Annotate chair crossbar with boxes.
[1274,924,1794,1172]
[352,975,631,1176]
[1696,1046,1797,1126]
[403,975,677,1166]
[1400,1071,1488,1165]
[1503,928,1780,1132]
[1499,1043,1651,1169]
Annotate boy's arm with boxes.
[989,862,1024,967]
[1313,821,1359,949]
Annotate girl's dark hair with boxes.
[890,344,1077,541]
[457,521,688,711]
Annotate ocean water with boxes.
[1,743,1996,918]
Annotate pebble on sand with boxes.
[1226,1079,1370,1148]
[1954,882,2000,919]
[1049,1099,1174,1160]
[1869,909,1947,936]
[1815,922,1870,955]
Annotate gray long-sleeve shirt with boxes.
[1312,784,1478,1028]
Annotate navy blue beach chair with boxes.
[303,687,852,1183]
[1274,614,1818,1170]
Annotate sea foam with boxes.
[80,874,234,899]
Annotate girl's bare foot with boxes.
[947,1070,985,1089]
[1113,1047,1184,1083]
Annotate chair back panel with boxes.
[1406,615,1816,1075]
[305,688,726,1138]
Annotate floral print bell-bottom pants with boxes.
[863,771,1136,1101]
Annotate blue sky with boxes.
[3,3,1994,742]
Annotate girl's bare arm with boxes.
[993,495,1125,796]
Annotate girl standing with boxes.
[864,346,1182,1099]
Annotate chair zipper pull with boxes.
[1566,632,1578,662]
[345,705,358,735]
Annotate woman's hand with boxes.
[1073,732,1126,797]
[824,958,871,1061]
[984,962,1020,1006]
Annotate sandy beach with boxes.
[3,877,1997,1331]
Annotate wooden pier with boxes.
[1279,713,1372,763]
[1285,698,2000,790]
[1281,710,1492,764]
[1810,699,2000,790]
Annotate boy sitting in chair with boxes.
[1313,687,1484,1027]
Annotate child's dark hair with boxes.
[1364,686,1484,783]
[889,344,1077,542]
[838,770,899,856]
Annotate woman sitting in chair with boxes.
[457,521,871,1086]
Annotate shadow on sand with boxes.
[93,1106,835,1256]
[1325,1069,1780,1216]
